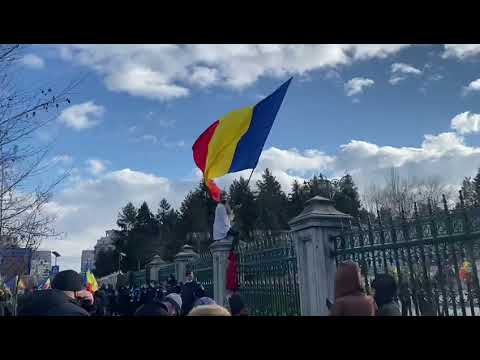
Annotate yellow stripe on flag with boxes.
[205,106,254,180]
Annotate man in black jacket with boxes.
[18,270,91,316]
[181,271,201,316]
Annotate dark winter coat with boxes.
[330,261,377,316]
[17,289,90,316]
[94,289,108,316]
[144,286,157,304]
[377,301,401,316]
[181,280,201,316]
[371,274,401,316]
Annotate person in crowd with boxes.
[17,270,92,316]
[192,285,215,308]
[161,293,182,316]
[213,191,235,241]
[0,287,13,316]
[371,273,401,316]
[93,284,108,316]
[145,281,157,305]
[398,281,411,316]
[155,282,165,302]
[107,284,117,315]
[181,271,202,316]
[166,274,177,294]
[329,260,377,316]
[134,301,169,316]
[228,293,248,316]
[117,285,130,316]
[188,304,231,316]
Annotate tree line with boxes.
[94,163,480,279]
[93,169,362,277]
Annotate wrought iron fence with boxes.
[158,263,176,283]
[238,231,300,316]
[334,193,480,316]
[130,270,146,287]
[190,250,213,298]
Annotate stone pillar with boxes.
[210,238,233,307]
[147,255,166,283]
[174,245,198,283]
[289,196,351,316]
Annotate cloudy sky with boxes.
[18,44,480,271]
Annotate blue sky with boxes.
[16,44,480,271]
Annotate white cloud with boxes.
[442,44,480,59]
[451,111,480,134]
[42,168,195,271]
[429,74,444,81]
[128,126,137,133]
[132,134,184,149]
[20,54,45,69]
[57,44,409,101]
[389,76,405,85]
[464,78,480,93]
[85,159,108,175]
[59,101,105,130]
[51,154,73,165]
[389,62,422,85]
[391,62,422,75]
[344,77,374,96]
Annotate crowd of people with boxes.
[1,258,425,317]
[1,269,248,317]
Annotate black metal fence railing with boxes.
[334,193,480,316]
[237,231,300,316]
[190,250,213,298]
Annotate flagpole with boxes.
[246,167,255,188]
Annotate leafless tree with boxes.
[0,44,79,255]
[362,168,455,218]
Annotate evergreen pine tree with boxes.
[255,168,289,230]
[333,174,361,217]
[229,176,257,240]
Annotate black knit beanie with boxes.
[51,270,83,291]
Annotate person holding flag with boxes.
[192,78,291,302]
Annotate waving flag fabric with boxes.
[193,78,292,201]
[86,271,98,293]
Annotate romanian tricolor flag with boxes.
[193,78,292,202]
[85,271,98,293]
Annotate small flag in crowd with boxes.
[85,271,98,293]
[193,78,292,202]
[38,278,50,290]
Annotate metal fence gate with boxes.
[334,194,480,316]
[238,231,300,316]
[190,250,213,298]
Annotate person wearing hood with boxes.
[17,270,91,316]
[330,260,377,316]
[371,274,401,316]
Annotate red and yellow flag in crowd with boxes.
[85,271,98,293]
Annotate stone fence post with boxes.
[210,238,233,307]
[147,255,166,283]
[174,245,198,283]
[289,196,351,316]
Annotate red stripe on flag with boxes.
[207,179,221,203]
[192,120,220,172]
